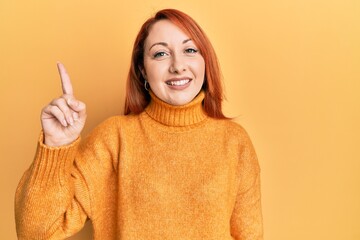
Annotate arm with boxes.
[230,131,264,240]
[15,62,90,239]
[15,135,91,239]
[15,115,120,239]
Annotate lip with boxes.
[165,77,192,90]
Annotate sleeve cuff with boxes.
[29,132,81,187]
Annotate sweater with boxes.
[15,91,263,240]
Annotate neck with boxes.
[145,91,207,127]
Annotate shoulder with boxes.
[217,119,261,172]
[80,115,125,147]
[209,118,253,143]
[208,118,260,171]
[92,114,139,132]
[84,114,142,142]
[90,115,122,137]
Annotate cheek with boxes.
[144,61,169,82]
[143,59,152,77]
[194,58,206,78]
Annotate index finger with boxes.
[57,62,74,95]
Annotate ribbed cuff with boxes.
[29,132,81,188]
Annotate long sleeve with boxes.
[15,116,121,239]
[230,131,264,240]
[15,134,91,240]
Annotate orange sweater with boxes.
[15,91,263,239]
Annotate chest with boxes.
[117,126,240,208]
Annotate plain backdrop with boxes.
[1,0,359,239]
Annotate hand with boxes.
[41,62,87,147]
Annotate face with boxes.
[142,20,205,106]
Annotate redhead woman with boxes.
[15,9,263,240]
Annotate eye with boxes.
[153,51,168,58]
[185,48,198,54]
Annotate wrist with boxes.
[43,134,78,147]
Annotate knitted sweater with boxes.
[15,91,263,240]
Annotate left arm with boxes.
[230,131,264,240]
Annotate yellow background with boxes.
[1,0,359,239]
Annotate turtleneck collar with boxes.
[144,91,207,127]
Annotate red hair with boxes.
[124,9,227,119]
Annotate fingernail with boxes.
[62,119,68,127]
[69,117,74,125]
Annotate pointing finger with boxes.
[57,62,74,95]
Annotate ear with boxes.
[139,66,146,80]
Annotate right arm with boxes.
[15,63,89,239]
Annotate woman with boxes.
[15,9,263,240]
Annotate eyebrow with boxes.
[148,38,192,51]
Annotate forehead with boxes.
[145,20,190,46]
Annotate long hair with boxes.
[124,9,226,118]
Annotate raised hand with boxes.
[41,62,87,147]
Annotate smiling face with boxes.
[142,20,205,106]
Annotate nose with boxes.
[169,55,186,74]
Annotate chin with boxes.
[171,100,190,106]
[168,94,195,106]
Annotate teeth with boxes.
[167,79,190,86]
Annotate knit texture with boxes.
[15,91,263,239]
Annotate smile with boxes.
[165,79,191,86]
